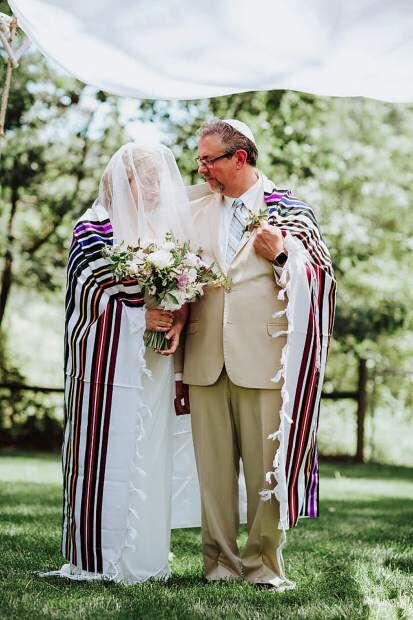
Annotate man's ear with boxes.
[235,149,248,168]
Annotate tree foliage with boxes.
[1,14,412,452]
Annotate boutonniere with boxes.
[244,206,269,232]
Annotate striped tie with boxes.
[225,198,249,269]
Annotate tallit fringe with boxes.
[107,311,170,584]
[260,234,316,535]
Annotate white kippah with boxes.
[222,119,256,145]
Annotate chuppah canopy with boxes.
[6,0,413,103]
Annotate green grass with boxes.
[0,453,412,619]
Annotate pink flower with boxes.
[176,274,189,290]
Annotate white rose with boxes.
[132,249,145,264]
[184,252,200,267]
[147,250,173,269]
[162,241,175,251]
[187,268,198,283]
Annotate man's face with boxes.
[197,135,236,194]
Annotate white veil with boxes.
[97,142,193,246]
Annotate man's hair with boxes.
[199,120,258,166]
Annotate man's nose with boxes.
[198,161,208,175]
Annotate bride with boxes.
[48,142,196,583]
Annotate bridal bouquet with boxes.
[102,233,224,350]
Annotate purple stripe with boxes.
[265,192,286,201]
[75,223,112,235]
[307,449,319,517]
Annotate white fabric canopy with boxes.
[8,0,413,103]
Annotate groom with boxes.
[175,119,334,589]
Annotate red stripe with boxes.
[95,300,123,572]
[286,267,318,525]
[82,304,111,570]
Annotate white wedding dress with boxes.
[42,350,202,583]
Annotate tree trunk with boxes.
[0,249,13,327]
[355,357,368,463]
[0,186,18,328]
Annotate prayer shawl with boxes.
[262,176,336,530]
[62,202,149,574]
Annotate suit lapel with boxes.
[207,192,226,273]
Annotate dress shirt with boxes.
[220,174,261,257]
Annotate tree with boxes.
[0,9,130,443]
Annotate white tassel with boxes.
[271,369,283,383]
[129,506,139,519]
[266,471,277,484]
[280,266,288,285]
[268,430,281,441]
[277,288,286,300]
[131,464,147,478]
[272,330,288,339]
[259,489,273,502]
[272,309,287,319]
[129,482,144,498]
[128,527,138,540]
[272,450,280,470]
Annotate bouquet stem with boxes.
[144,329,169,351]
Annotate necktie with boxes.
[225,198,249,268]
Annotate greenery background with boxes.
[1,25,413,463]
[1,6,412,619]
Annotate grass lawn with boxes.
[0,453,412,619]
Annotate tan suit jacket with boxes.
[178,176,287,390]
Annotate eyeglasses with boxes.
[196,150,235,168]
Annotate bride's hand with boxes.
[145,308,173,331]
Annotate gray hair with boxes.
[199,120,258,166]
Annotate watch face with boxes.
[275,252,287,266]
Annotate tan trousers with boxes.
[190,367,284,583]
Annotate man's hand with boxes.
[175,381,190,415]
[253,221,284,262]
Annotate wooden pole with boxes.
[355,357,368,463]
[0,16,17,137]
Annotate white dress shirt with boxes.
[220,174,261,257]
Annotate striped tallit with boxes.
[62,202,149,574]
[261,176,336,530]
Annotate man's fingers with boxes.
[174,397,189,415]
[174,381,190,415]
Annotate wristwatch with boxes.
[274,250,288,266]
